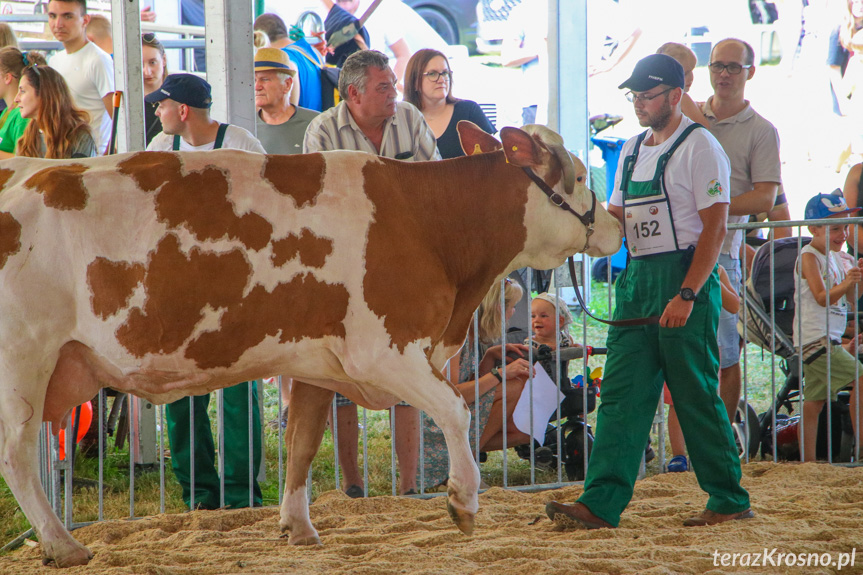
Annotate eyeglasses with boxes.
[707,62,752,75]
[423,70,452,82]
[624,87,672,103]
[142,32,160,45]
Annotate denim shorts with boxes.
[717,254,741,369]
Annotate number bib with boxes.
[619,124,703,259]
[624,197,676,256]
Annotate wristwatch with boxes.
[491,366,503,382]
[679,287,697,302]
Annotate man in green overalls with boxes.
[145,74,267,509]
[547,54,752,528]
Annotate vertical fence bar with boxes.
[99,390,105,520]
[796,230,804,462]
[128,394,135,518]
[278,377,284,506]
[159,403,166,515]
[362,408,368,497]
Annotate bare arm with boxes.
[728,181,778,216]
[843,163,863,208]
[801,252,863,306]
[660,202,727,328]
[717,265,740,314]
[680,93,709,126]
[102,92,115,117]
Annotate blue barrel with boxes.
[591,136,627,198]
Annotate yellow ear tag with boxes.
[512,146,518,151]
[472,143,483,155]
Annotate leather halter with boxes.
[521,167,596,253]
[521,166,660,327]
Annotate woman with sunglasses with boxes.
[0,49,44,159]
[142,32,167,145]
[15,64,95,159]
[404,49,494,159]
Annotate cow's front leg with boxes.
[0,391,93,567]
[393,366,478,535]
[279,380,334,545]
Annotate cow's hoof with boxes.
[446,500,475,536]
[42,543,93,567]
[290,534,322,546]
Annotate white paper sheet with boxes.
[512,362,566,446]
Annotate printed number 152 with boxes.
[633,220,660,239]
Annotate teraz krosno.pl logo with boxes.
[712,548,856,570]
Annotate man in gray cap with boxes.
[545,53,752,530]
[146,73,265,153]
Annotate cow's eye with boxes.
[576,175,585,183]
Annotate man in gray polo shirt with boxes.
[701,38,781,421]
[303,50,439,498]
[254,47,319,155]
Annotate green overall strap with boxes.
[650,123,703,192]
[213,123,228,149]
[174,123,229,150]
[619,130,648,194]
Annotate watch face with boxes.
[680,288,696,301]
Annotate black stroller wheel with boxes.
[563,425,594,481]
[732,400,760,459]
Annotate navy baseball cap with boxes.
[804,190,861,220]
[619,53,685,92]
[145,73,212,109]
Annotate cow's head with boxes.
[458,122,621,267]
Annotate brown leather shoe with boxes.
[545,501,613,529]
[683,508,754,527]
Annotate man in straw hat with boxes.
[254,47,319,155]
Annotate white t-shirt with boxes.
[146,123,266,153]
[49,41,114,154]
[794,244,848,346]
[359,0,448,57]
[610,115,731,250]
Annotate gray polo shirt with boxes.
[255,106,320,155]
[702,99,782,258]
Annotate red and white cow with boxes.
[0,122,620,566]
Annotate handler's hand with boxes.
[659,296,693,328]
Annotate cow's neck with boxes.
[407,152,531,344]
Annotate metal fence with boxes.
[5,217,863,552]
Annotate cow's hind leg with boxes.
[279,380,334,545]
[0,372,93,567]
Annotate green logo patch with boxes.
[707,179,724,197]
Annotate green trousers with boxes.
[578,252,750,526]
[166,381,263,509]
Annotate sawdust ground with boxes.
[2,462,862,574]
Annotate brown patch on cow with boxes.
[360,154,528,352]
[262,153,325,208]
[271,229,334,268]
[0,211,22,269]
[0,167,15,192]
[155,166,272,251]
[186,273,349,369]
[116,233,251,357]
[24,164,89,210]
[117,152,182,192]
[86,257,146,319]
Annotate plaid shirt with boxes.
[303,100,441,161]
